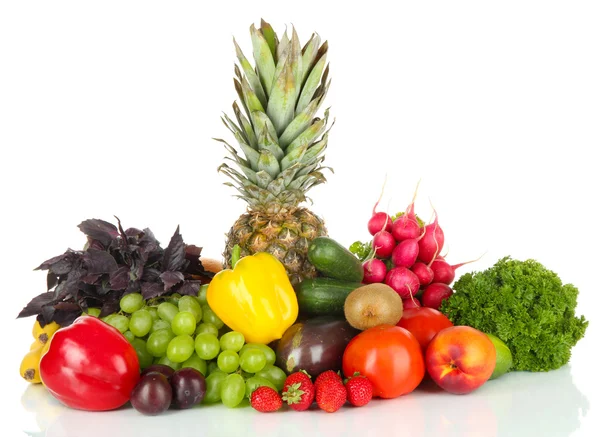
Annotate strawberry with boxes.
[281,371,314,411]
[314,370,342,390]
[250,386,283,412]
[316,379,347,413]
[345,373,373,407]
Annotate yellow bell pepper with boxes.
[207,251,298,344]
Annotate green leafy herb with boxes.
[349,240,372,261]
[440,256,588,372]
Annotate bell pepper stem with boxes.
[231,245,241,268]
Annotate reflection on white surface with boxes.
[19,366,590,437]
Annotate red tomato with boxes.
[397,307,454,353]
[342,325,424,399]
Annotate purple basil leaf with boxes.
[52,306,82,327]
[47,273,59,291]
[160,271,185,291]
[53,269,82,301]
[40,305,56,325]
[78,219,119,247]
[162,226,185,272]
[184,245,203,273]
[35,251,77,273]
[17,292,56,318]
[141,267,161,282]
[109,266,129,290]
[124,280,141,295]
[82,249,118,274]
[87,238,106,251]
[125,227,144,238]
[81,273,102,284]
[54,302,82,312]
[178,280,202,296]
[141,282,166,300]
[99,294,121,318]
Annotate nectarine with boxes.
[425,326,496,394]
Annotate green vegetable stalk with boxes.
[440,256,588,372]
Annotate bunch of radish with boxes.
[360,187,473,311]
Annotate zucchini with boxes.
[307,237,364,282]
[295,278,363,316]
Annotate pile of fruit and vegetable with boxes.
[17,19,588,416]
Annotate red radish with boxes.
[391,239,419,268]
[402,297,421,309]
[385,267,420,299]
[411,261,434,287]
[417,213,445,264]
[362,258,387,284]
[368,212,392,236]
[372,231,395,259]
[368,178,393,236]
[391,181,422,241]
[421,283,453,310]
[392,215,421,241]
[430,258,455,284]
[430,255,485,285]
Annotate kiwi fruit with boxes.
[344,283,404,330]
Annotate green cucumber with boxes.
[307,237,364,282]
[295,278,363,316]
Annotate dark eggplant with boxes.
[273,316,359,376]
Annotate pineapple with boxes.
[217,19,332,284]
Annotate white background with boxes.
[1,1,599,436]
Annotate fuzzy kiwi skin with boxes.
[344,283,404,330]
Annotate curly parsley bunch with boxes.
[440,257,588,372]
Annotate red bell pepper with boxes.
[39,315,140,411]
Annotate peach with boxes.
[425,325,496,394]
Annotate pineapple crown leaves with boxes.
[217,19,334,211]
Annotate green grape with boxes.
[122,331,135,343]
[178,296,203,322]
[101,314,115,324]
[194,333,220,360]
[146,329,174,357]
[107,314,129,333]
[167,293,182,306]
[129,310,153,337]
[131,338,153,369]
[151,319,172,334]
[203,371,226,404]
[195,322,219,337]
[146,306,159,321]
[157,302,178,323]
[166,335,195,363]
[217,350,239,373]
[197,284,209,305]
[240,343,276,366]
[171,311,196,336]
[85,307,101,317]
[201,304,224,329]
[221,374,246,408]
[181,353,207,376]
[219,331,245,352]
[239,349,267,373]
[245,376,277,399]
[255,365,287,392]
[157,355,182,370]
[207,360,220,375]
[120,293,144,313]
